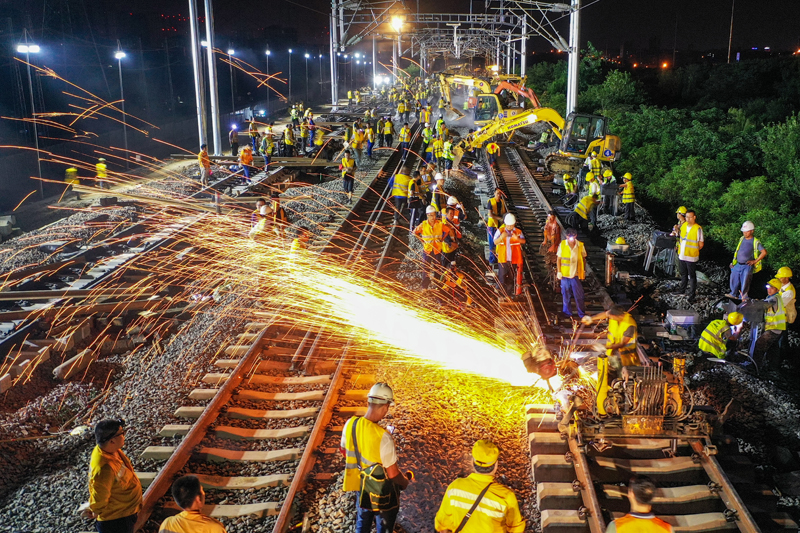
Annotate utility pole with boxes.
[165,36,175,116]
[566,0,581,116]
[727,0,735,64]
[520,15,527,77]
[203,0,222,155]
[188,0,207,147]
[329,4,339,107]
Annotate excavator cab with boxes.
[559,113,621,163]
[474,94,526,127]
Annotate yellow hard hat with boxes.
[563,173,572,180]
[623,172,633,180]
[615,237,627,245]
[777,266,793,278]
[767,279,782,290]
[727,312,744,326]
[676,206,687,215]
[586,172,595,181]
[472,439,499,467]
[603,169,613,177]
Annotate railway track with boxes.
[485,145,797,533]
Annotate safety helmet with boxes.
[727,312,744,326]
[603,169,612,177]
[615,236,627,245]
[435,173,444,181]
[563,173,572,180]
[777,266,793,279]
[259,205,268,216]
[367,382,394,405]
[741,221,755,232]
[425,122,430,127]
[98,158,106,162]
[586,172,595,181]
[504,213,516,226]
[589,151,597,157]
[767,278,782,290]
[676,206,687,215]
[623,172,632,180]
[425,205,437,214]
[447,196,458,206]
[472,440,499,467]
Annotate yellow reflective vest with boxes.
[781,282,797,324]
[732,236,763,273]
[698,319,731,358]
[399,127,411,143]
[383,121,394,135]
[88,446,142,521]
[607,313,638,366]
[558,240,586,280]
[96,162,108,178]
[574,195,599,220]
[434,472,525,533]
[622,181,635,203]
[341,416,388,492]
[679,223,702,259]
[392,173,411,198]
[414,219,443,254]
[398,101,406,113]
[765,294,787,331]
[341,156,356,177]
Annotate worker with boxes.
[599,169,616,213]
[251,198,267,228]
[542,210,561,258]
[584,172,601,225]
[727,221,768,301]
[290,228,311,257]
[270,192,288,240]
[248,118,259,151]
[290,105,300,127]
[438,96,446,117]
[352,128,365,165]
[229,124,239,156]
[557,227,587,319]
[312,128,325,156]
[777,266,797,324]
[605,475,673,533]
[197,145,211,187]
[487,188,508,228]
[299,118,310,154]
[85,418,142,533]
[376,116,386,148]
[365,123,375,159]
[383,116,396,148]
[239,145,254,184]
[698,311,744,359]
[340,383,412,533]
[340,150,357,204]
[388,167,411,225]
[435,117,446,137]
[441,201,463,264]
[434,440,524,533]
[486,141,500,167]
[433,135,445,169]
[671,206,687,236]
[158,475,226,533]
[442,136,455,176]
[249,204,270,241]
[421,122,433,156]
[283,126,297,157]
[260,133,274,169]
[438,261,473,310]
[753,279,787,372]
[399,122,411,161]
[562,173,577,206]
[431,173,449,214]
[671,209,704,302]
[569,194,600,235]
[414,205,444,289]
[355,90,362,105]
[347,90,353,107]
[397,99,407,122]
[619,173,635,222]
[583,151,601,182]
[407,171,425,232]
[494,213,526,299]
[95,158,109,189]
[582,305,639,369]
[265,122,274,139]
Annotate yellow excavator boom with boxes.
[469,107,565,149]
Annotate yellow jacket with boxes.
[158,510,226,533]
[88,446,142,521]
[435,473,525,533]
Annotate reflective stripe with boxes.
[680,223,702,258]
[608,314,637,365]
[399,128,411,142]
[392,173,411,197]
[765,296,787,331]
[446,491,506,519]
[558,240,585,279]
[622,182,635,203]
[698,320,730,357]
[575,196,597,220]
[733,237,763,273]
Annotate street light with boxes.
[265,50,271,115]
[288,49,293,102]
[304,53,310,101]
[17,29,44,199]
[114,42,129,170]
[227,47,235,114]
[391,16,403,82]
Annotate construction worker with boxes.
[438,96,446,117]
[442,136,455,176]
[778,267,797,324]
[249,204,270,241]
[605,475,673,533]
[283,126,297,157]
[365,123,375,159]
[562,173,577,206]
[251,198,267,228]
[438,261,473,310]
[421,123,433,156]
[239,145,254,184]
[494,213,525,299]
[407,171,425,232]
[299,119,310,154]
[431,173,448,214]
[698,311,744,359]
[583,151,601,182]
[388,167,411,225]
[383,116,396,148]
[727,221,767,301]
[542,210,561,259]
[486,141,500,167]
[434,440,524,533]
[347,90,353,107]
[248,118,259,151]
[600,169,616,214]
[582,305,639,369]
[671,206,687,236]
[569,194,600,235]
[753,279,787,371]
[441,202,463,264]
[433,135,445,169]
[158,475,226,533]
[435,117,446,137]
[584,172,601,225]
[85,419,142,533]
[352,128,365,165]
[419,164,434,204]
[376,116,386,148]
[397,99,406,122]
[557,227,587,319]
[229,124,239,156]
[261,132,275,169]
[312,128,325,156]
[340,383,412,533]
[487,187,508,228]
[671,209,703,302]
[95,158,108,189]
[414,205,444,289]
[355,90,362,105]
[619,173,635,222]
[398,122,411,161]
[197,145,211,187]
[270,192,289,240]
[339,150,357,204]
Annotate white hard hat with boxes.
[504,213,516,226]
[447,196,458,206]
[435,173,444,181]
[741,221,755,232]
[259,205,268,216]
[425,205,437,214]
[425,122,430,127]
[367,382,394,405]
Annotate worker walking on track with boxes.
[582,305,639,369]
[197,145,211,187]
[229,125,239,156]
[619,173,635,222]
[698,311,743,360]
[557,228,587,319]
[384,117,396,148]
[674,209,704,302]
[399,122,411,161]
[340,383,412,533]
[96,158,108,189]
[727,221,767,301]
[414,206,444,289]
[753,279,787,372]
[421,123,433,156]
[158,475,226,533]
[441,202,463,265]
[605,475,673,533]
[248,119,259,151]
[486,141,500,167]
[407,171,425,232]
[239,145,254,184]
[494,213,526,299]
[434,440,525,533]
[340,150,357,204]
[388,167,412,225]
[542,210,561,258]
[84,418,142,533]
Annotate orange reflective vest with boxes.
[612,514,672,533]
[414,219,443,254]
[494,225,524,264]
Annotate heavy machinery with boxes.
[473,80,540,127]
[438,73,490,117]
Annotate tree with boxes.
[582,70,645,119]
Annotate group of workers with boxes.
[61,157,112,199]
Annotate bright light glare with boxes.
[391,16,403,32]
[305,53,310,58]
[114,51,126,60]
[201,40,208,47]
[17,44,40,53]
[227,49,235,55]
[288,48,293,53]
[266,50,271,56]
[355,53,361,58]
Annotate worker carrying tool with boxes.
[698,311,744,359]
[494,213,526,300]
[606,475,673,533]
[582,305,639,369]
[434,440,525,533]
[340,383,412,533]
[557,228,587,319]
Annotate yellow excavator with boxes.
[438,73,533,124]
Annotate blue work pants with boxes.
[355,505,399,533]
[730,263,754,299]
[561,276,585,317]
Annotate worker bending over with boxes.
[606,475,673,533]
[434,440,525,533]
[698,312,743,359]
[582,305,639,369]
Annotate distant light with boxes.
[391,15,403,32]
[633,63,638,68]
[201,40,208,47]
[29,44,40,53]
[337,52,341,56]
[266,50,271,56]
[662,62,668,68]
[17,44,40,54]
[356,60,360,64]
[752,47,758,50]
[764,47,771,51]
[114,51,126,60]
[320,54,324,58]
[260,110,266,116]
[355,53,361,58]
[344,54,348,58]
[288,48,293,53]
[227,49,235,55]
[305,53,310,58]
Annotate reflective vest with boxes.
[586,180,601,197]
[438,99,445,109]
[399,127,411,143]
[679,223,702,259]
[314,130,325,146]
[588,157,601,174]
[347,90,353,99]
[284,129,295,145]
[495,225,524,264]
[197,152,210,170]
[240,150,253,165]
[442,141,454,160]
[613,514,673,533]
[698,319,731,358]
[574,195,599,220]
[341,416,388,492]
[392,173,411,198]
[486,143,499,155]
[436,119,445,134]
[564,178,577,194]
[781,282,797,324]
[341,156,356,177]
[488,198,507,221]
[355,92,361,102]
[732,237,763,273]
[398,101,406,113]
[96,162,107,178]
[608,313,638,366]
[290,108,298,119]
[441,218,461,254]
[422,128,433,143]
[300,124,310,139]
[558,240,586,280]
[433,139,444,158]
[414,219,443,254]
[65,167,79,184]
[434,473,525,533]
[408,177,423,199]
[383,121,394,135]
[249,122,258,137]
[622,181,635,203]
[765,294,787,331]
[420,172,433,190]
[352,130,365,149]
[88,446,142,521]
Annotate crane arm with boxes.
[468,107,565,149]
[493,81,542,109]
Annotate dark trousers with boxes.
[400,142,409,160]
[408,199,423,230]
[623,201,635,221]
[421,251,441,289]
[356,505,399,533]
[677,260,698,298]
[561,276,586,317]
[96,514,137,533]
[754,329,783,371]
[385,134,393,147]
[231,143,239,156]
[498,262,521,297]
[393,196,408,224]
[377,133,385,147]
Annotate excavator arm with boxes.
[493,81,542,109]
[468,107,565,149]
[437,74,468,117]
